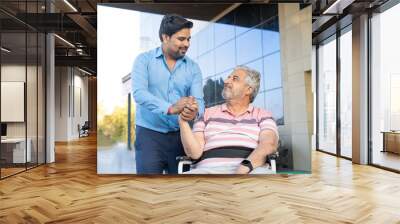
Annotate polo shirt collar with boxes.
[221,103,254,113]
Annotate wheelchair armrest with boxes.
[266,151,279,173]
[176,156,194,174]
[267,151,279,161]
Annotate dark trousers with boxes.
[134,125,185,174]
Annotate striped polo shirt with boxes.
[192,103,279,167]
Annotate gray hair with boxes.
[234,66,261,103]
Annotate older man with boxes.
[178,66,279,174]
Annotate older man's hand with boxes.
[180,97,198,122]
[235,165,251,174]
[169,97,191,114]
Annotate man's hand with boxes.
[169,97,190,114]
[180,97,198,122]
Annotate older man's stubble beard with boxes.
[222,87,245,102]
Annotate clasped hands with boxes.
[170,96,198,122]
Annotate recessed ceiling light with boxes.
[63,0,78,12]
[54,34,75,48]
[78,67,92,76]
[323,0,355,14]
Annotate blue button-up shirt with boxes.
[131,47,204,133]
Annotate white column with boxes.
[46,1,55,163]
[279,4,313,172]
[352,14,369,164]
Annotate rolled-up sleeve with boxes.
[131,54,171,114]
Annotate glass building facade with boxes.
[188,5,284,125]
[371,3,400,171]
[315,0,400,172]
[316,26,352,159]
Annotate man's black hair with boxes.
[159,14,193,42]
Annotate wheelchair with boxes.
[176,151,279,174]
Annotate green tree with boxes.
[98,98,135,147]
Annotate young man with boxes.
[131,14,204,174]
[179,66,279,174]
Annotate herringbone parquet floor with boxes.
[1,135,400,223]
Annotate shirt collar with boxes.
[155,47,163,58]
[155,46,187,62]
[221,103,254,114]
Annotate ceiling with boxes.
[1,0,251,75]
[311,0,391,44]
[6,0,377,74]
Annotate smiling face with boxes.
[162,28,191,60]
[222,69,252,102]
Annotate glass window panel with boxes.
[1,31,27,178]
[318,37,337,154]
[340,29,352,158]
[197,51,215,80]
[214,22,235,47]
[262,18,280,56]
[38,33,46,165]
[187,35,198,59]
[215,40,235,74]
[265,88,284,125]
[236,28,262,65]
[253,91,265,109]
[370,3,400,171]
[197,25,214,56]
[27,32,38,168]
[263,52,282,91]
[390,74,400,129]
[245,58,264,92]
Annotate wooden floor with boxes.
[1,167,26,178]
[1,135,400,223]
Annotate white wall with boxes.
[1,63,46,164]
[1,65,26,134]
[55,67,89,141]
[55,66,68,141]
[1,65,41,137]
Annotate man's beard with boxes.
[222,87,244,101]
[222,88,230,100]
[171,48,187,59]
